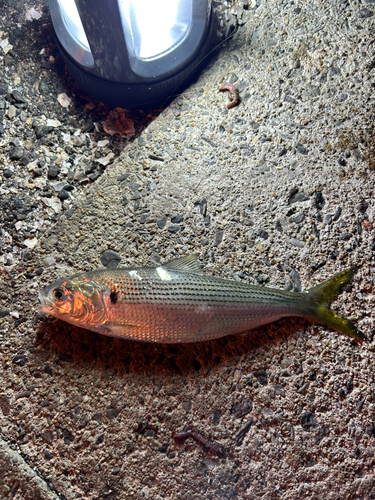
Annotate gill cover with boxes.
[44,276,106,326]
[64,278,106,324]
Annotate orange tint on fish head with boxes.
[39,276,106,328]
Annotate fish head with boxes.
[39,275,106,328]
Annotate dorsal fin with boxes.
[163,254,203,274]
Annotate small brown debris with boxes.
[0,394,10,416]
[9,480,20,500]
[235,418,256,445]
[15,391,31,400]
[103,107,135,136]
[362,283,373,294]
[218,82,240,109]
[362,220,373,231]
[173,430,225,457]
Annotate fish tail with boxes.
[305,267,365,340]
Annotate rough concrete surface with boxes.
[1,0,375,499]
[0,434,60,499]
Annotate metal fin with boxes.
[163,254,203,274]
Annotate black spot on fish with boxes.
[110,290,118,304]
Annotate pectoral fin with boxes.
[104,323,145,340]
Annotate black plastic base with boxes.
[55,11,219,110]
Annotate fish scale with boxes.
[99,270,300,304]
[91,268,304,342]
[39,254,364,343]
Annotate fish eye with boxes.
[53,287,64,301]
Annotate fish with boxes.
[38,255,365,343]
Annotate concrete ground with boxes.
[1,0,375,499]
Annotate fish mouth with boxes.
[38,289,54,313]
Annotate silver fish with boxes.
[39,255,364,343]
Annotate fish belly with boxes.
[103,302,294,343]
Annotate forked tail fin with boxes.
[306,267,365,340]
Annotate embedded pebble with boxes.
[100,250,122,269]
[252,370,268,386]
[301,412,318,431]
[157,216,167,229]
[3,168,14,178]
[43,256,55,268]
[288,192,309,204]
[357,8,373,18]
[231,399,253,418]
[12,354,26,366]
[291,213,304,224]
[170,214,184,224]
[214,229,224,246]
[340,232,352,241]
[47,166,60,179]
[289,238,304,248]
